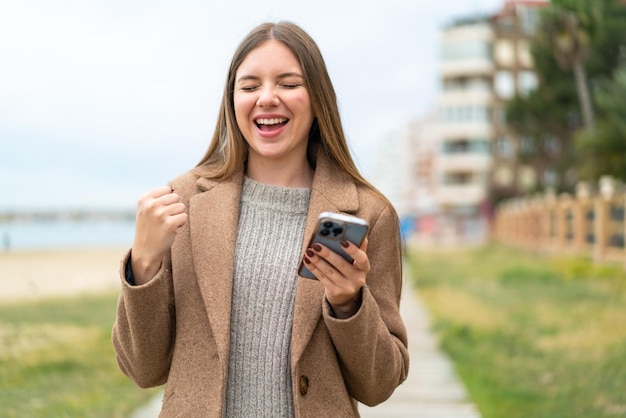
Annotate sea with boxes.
[0,218,136,251]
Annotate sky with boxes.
[0,0,504,210]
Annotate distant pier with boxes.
[0,209,135,223]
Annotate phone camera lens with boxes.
[320,229,330,236]
[323,221,334,228]
[332,227,343,236]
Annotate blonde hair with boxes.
[193,21,383,200]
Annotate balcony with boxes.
[438,122,493,140]
[440,59,494,78]
[436,184,487,206]
[438,153,492,172]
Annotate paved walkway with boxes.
[359,285,481,417]
[130,285,481,418]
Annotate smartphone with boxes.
[298,212,369,279]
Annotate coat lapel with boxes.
[291,151,360,364]
[189,171,244,376]
[186,151,360,371]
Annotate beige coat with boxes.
[112,151,409,417]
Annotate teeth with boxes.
[256,118,287,125]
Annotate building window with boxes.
[518,71,538,96]
[493,105,506,126]
[495,136,514,158]
[519,135,535,155]
[443,140,468,154]
[519,7,541,35]
[443,138,490,154]
[543,168,558,187]
[444,171,473,185]
[443,76,491,92]
[440,105,491,123]
[543,135,561,156]
[495,70,515,99]
[467,76,491,91]
[518,166,537,190]
[494,40,515,67]
[517,40,534,67]
[473,139,491,153]
[497,17,515,33]
[441,40,492,62]
[494,166,514,187]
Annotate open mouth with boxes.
[255,117,288,132]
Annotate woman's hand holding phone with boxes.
[303,238,370,318]
[299,212,371,318]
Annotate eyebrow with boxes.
[236,72,305,83]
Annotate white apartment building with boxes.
[412,0,546,244]
[368,1,546,244]
[434,15,494,242]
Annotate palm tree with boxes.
[546,7,595,131]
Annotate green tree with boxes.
[575,63,626,180]
[505,0,626,189]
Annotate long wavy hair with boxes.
[193,21,384,201]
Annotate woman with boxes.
[112,21,409,417]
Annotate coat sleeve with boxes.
[323,203,409,405]
[111,249,176,388]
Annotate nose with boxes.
[256,85,279,107]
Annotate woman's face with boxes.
[234,40,314,166]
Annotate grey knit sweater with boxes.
[225,176,311,418]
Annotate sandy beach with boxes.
[0,247,127,303]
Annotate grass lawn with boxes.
[408,244,626,418]
[0,293,160,418]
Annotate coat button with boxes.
[299,375,310,396]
